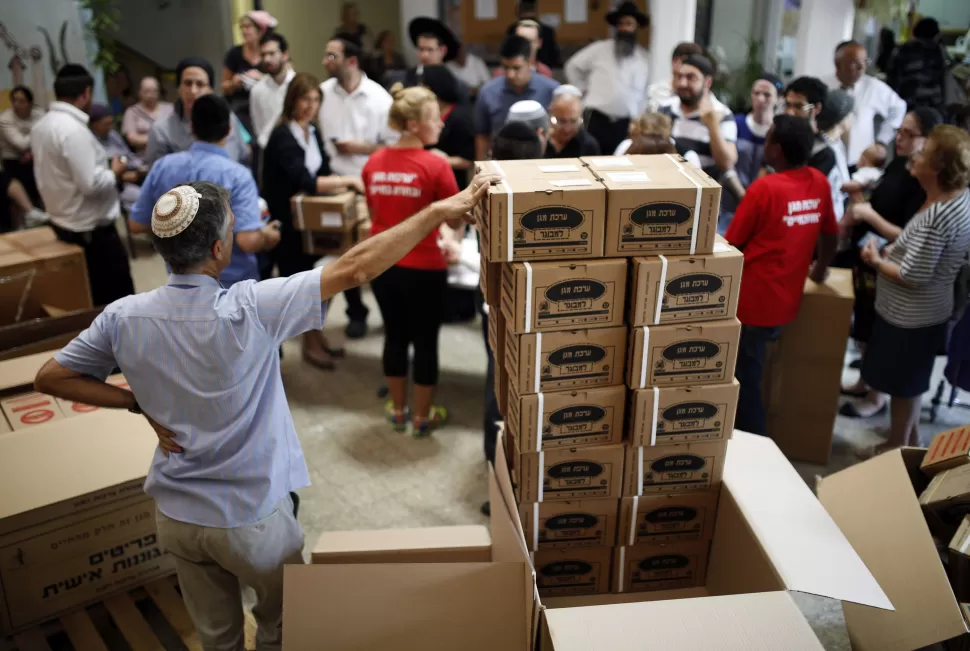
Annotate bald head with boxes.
[835,41,867,87]
[138,76,160,106]
[549,91,583,142]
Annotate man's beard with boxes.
[678,90,703,109]
[614,32,636,59]
[265,64,280,76]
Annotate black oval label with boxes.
[545,279,606,302]
[546,513,599,530]
[661,340,720,361]
[541,560,593,577]
[662,401,719,421]
[645,506,698,524]
[548,345,606,366]
[548,461,604,479]
[521,206,585,231]
[629,202,692,227]
[549,405,606,426]
[639,554,690,571]
[651,455,706,472]
[666,273,724,296]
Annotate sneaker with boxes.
[385,400,408,433]
[412,405,448,438]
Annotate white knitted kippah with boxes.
[152,186,202,238]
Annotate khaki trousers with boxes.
[156,497,305,651]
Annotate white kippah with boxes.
[507,99,547,123]
[152,186,202,238]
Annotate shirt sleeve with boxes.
[245,269,326,344]
[130,164,160,225]
[877,82,907,147]
[564,43,595,91]
[898,210,946,285]
[64,129,117,195]
[0,112,30,152]
[53,313,118,381]
[718,113,739,143]
[145,122,168,167]
[121,108,137,138]
[724,178,765,249]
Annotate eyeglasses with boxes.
[551,116,583,127]
[782,101,814,114]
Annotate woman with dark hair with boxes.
[368,31,407,86]
[222,10,277,134]
[875,27,896,73]
[262,73,363,369]
[0,85,44,206]
[422,65,475,188]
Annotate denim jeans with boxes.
[735,324,782,436]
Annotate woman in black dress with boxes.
[262,73,364,369]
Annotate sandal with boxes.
[839,400,887,419]
[385,401,408,433]
[412,406,448,438]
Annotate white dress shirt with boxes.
[250,67,296,149]
[0,106,44,159]
[318,74,397,177]
[824,74,906,166]
[289,121,323,178]
[31,101,119,232]
[565,40,650,120]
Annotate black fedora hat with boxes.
[606,1,649,27]
[408,17,461,63]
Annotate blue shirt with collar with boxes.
[131,142,262,286]
[474,73,560,137]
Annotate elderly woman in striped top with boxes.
[859,125,970,457]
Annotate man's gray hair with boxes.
[506,99,548,133]
[152,181,232,274]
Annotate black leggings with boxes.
[371,265,448,386]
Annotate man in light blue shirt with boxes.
[33,172,496,649]
[131,94,279,286]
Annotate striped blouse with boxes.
[876,189,970,328]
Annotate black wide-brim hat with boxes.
[606,1,649,27]
[408,17,461,62]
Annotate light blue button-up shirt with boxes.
[54,271,325,528]
[132,142,262,287]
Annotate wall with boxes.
[115,0,232,73]
[794,0,855,77]
[916,0,970,30]
[648,0,697,86]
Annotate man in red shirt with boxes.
[725,114,839,435]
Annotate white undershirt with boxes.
[289,121,323,178]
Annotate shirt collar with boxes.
[334,73,372,98]
[189,141,230,158]
[266,67,296,89]
[288,121,316,149]
[168,273,223,288]
[503,74,538,96]
[49,101,90,125]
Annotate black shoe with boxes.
[480,501,490,517]
[345,319,368,339]
[376,384,389,399]
[849,358,862,370]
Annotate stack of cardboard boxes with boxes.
[289,192,370,255]
[476,154,743,597]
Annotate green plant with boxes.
[79,0,121,73]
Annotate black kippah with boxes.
[681,53,714,78]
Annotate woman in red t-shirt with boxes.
[363,83,460,437]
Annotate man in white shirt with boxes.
[564,1,650,156]
[645,41,703,110]
[824,40,906,167]
[250,32,295,149]
[31,64,135,306]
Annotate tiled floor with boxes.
[129,246,970,650]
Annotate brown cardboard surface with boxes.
[518,498,620,551]
[507,326,627,395]
[534,546,612,597]
[489,308,509,418]
[628,239,743,326]
[627,319,740,389]
[507,384,626,451]
[950,516,970,603]
[476,159,606,262]
[628,381,739,446]
[501,259,627,333]
[778,270,855,360]
[517,444,626,503]
[923,426,970,476]
[290,192,358,232]
[311,525,491,564]
[482,256,503,307]
[618,490,720,546]
[819,448,966,650]
[623,440,727,496]
[613,540,710,593]
[0,308,100,360]
[920,463,970,535]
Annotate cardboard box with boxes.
[613,541,710,593]
[516,444,626,503]
[628,381,739,446]
[949,516,970,603]
[533,546,613,597]
[0,307,101,362]
[623,440,728,496]
[583,154,720,257]
[475,159,606,262]
[311,526,491,565]
[488,307,509,418]
[923,426,970,476]
[627,319,740,389]
[0,227,91,322]
[291,191,358,233]
[0,392,64,430]
[481,257,503,307]
[628,239,743,326]
[507,384,625,451]
[506,326,627,395]
[56,374,128,418]
[501,259,627,333]
[518,498,620,551]
[920,464,970,536]
[618,491,720,546]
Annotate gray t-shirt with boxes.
[145,109,251,167]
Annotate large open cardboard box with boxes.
[283,432,891,649]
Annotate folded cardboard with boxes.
[516,444,626,503]
[507,384,625,451]
[628,239,743,326]
[0,227,91,322]
[311,526,491,565]
[626,319,740,389]
[623,440,728,496]
[0,307,101,362]
[533,546,613,597]
[628,381,739,446]
[475,159,605,262]
[950,516,970,603]
[618,491,720,546]
[518,498,620,551]
[502,259,627,333]
[506,326,627,395]
[291,191,358,233]
[923,426,970,476]
[613,540,710,593]
[920,463,970,537]
[488,307,509,418]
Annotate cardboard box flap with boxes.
[542,591,824,650]
[0,350,56,392]
[818,448,968,650]
[313,525,490,559]
[725,432,891,609]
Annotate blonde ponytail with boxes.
[387,84,437,132]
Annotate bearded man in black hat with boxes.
[564,1,651,155]
[403,17,470,103]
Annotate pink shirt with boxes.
[122,102,174,155]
